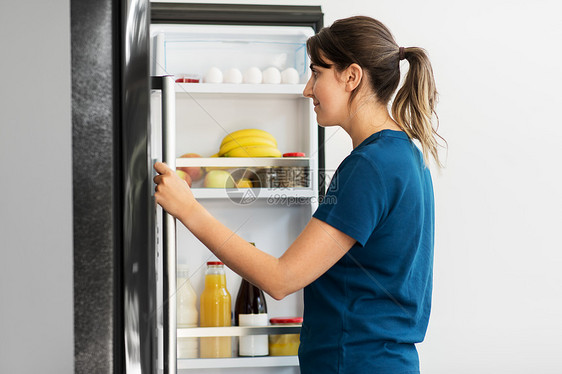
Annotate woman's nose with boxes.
[303,76,313,98]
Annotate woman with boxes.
[154,15,442,374]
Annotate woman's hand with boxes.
[153,162,196,222]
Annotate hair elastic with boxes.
[399,47,406,61]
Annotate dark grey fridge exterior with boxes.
[72,2,323,373]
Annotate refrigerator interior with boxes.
[151,23,318,373]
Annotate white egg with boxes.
[204,67,223,83]
[223,68,243,84]
[281,68,300,84]
[243,67,263,84]
[262,67,281,84]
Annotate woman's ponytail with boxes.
[392,47,444,167]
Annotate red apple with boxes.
[175,170,193,187]
[177,153,204,181]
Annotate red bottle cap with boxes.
[270,317,303,324]
[207,261,224,266]
[282,152,305,157]
[175,78,200,83]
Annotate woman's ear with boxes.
[344,63,363,92]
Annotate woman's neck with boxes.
[344,99,401,148]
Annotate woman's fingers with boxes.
[154,162,175,188]
[154,161,172,175]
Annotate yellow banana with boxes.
[235,178,253,188]
[219,136,277,156]
[224,145,282,158]
[221,129,277,147]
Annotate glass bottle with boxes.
[234,243,269,356]
[199,261,232,358]
[176,264,198,358]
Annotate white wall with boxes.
[331,2,562,372]
[0,1,74,373]
[158,0,562,372]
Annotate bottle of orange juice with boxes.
[199,261,232,358]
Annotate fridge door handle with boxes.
[151,75,177,374]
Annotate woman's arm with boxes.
[154,162,356,300]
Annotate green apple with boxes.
[204,170,235,188]
[175,169,193,187]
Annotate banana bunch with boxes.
[219,129,282,157]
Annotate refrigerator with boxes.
[71,2,323,373]
[148,4,324,373]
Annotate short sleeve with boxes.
[313,154,387,246]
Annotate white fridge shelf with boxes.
[178,356,298,370]
[178,325,301,337]
[175,83,306,97]
[176,157,310,168]
[177,326,301,369]
[192,188,314,200]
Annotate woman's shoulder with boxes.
[350,131,423,175]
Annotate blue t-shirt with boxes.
[300,130,434,374]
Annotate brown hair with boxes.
[307,16,444,167]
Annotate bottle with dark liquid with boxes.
[234,243,269,356]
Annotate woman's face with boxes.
[303,59,350,127]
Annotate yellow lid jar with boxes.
[268,317,303,356]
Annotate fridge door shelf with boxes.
[178,356,298,370]
[175,83,306,97]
